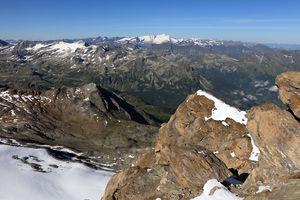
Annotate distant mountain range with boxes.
[1,34,299,111]
[264,43,300,50]
[4,34,300,50]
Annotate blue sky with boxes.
[1,0,300,44]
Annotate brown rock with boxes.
[245,179,300,200]
[276,71,300,118]
[102,149,231,200]
[243,103,300,194]
[102,92,253,199]
[155,94,252,174]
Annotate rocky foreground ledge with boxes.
[101,72,300,200]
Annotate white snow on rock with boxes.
[222,121,229,126]
[10,110,16,116]
[247,133,260,161]
[26,43,49,51]
[256,185,272,193]
[197,90,247,125]
[230,152,236,158]
[117,34,223,46]
[49,41,86,55]
[139,34,173,44]
[191,179,243,200]
[268,85,278,92]
[0,144,113,200]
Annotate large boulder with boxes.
[155,92,253,174]
[102,150,231,200]
[102,90,254,199]
[240,71,300,198]
[242,103,300,195]
[276,71,300,118]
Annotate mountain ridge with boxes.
[1,35,299,111]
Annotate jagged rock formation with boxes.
[102,72,300,200]
[0,83,160,170]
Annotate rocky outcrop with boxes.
[154,93,253,174]
[102,90,255,199]
[276,71,300,119]
[102,72,300,200]
[240,72,300,198]
[241,103,300,195]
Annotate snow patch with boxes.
[245,94,257,101]
[191,179,243,200]
[222,121,229,126]
[197,90,247,125]
[256,185,272,193]
[268,85,278,92]
[198,150,206,154]
[26,43,49,51]
[49,41,86,56]
[248,133,260,161]
[254,80,269,88]
[10,110,16,116]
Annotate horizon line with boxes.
[2,34,300,45]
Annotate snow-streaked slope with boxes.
[26,43,49,51]
[49,41,87,54]
[247,133,260,161]
[0,144,113,200]
[197,90,247,125]
[25,41,87,57]
[191,179,243,200]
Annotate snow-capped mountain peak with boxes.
[118,34,177,44]
[117,34,223,46]
[139,34,171,44]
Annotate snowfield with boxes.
[0,144,113,200]
[191,179,243,200]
